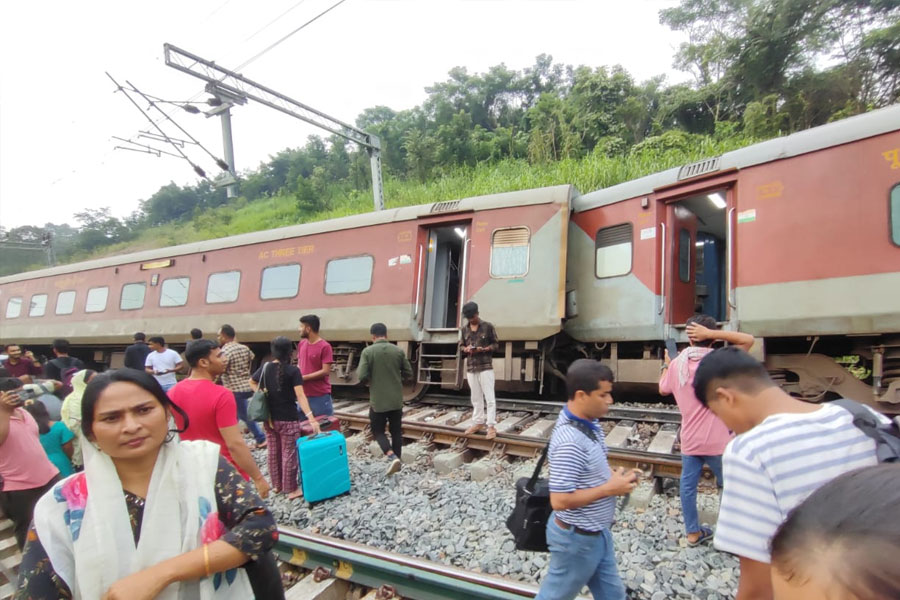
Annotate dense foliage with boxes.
[2,0,897,276]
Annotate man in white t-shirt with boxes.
[144,336,183,392]
[692,347,884,600]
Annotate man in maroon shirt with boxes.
[297,314,335,421]
[168,339,269,499]
[2,345,43,381]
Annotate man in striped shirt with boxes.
[536,359,639,600]
[217,325,266,449]
[693,347,884,600]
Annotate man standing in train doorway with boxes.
[460,302,499,440]
[298,315,335,420]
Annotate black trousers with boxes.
[0,476,59,550]
[370,408,403,458]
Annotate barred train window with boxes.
[85,287,109,313]
[160,277,190,307]
[120,282,146,311]
[56,291,76,315]
[29,294,48,317]
[325,256,373,294]
[679,228,692,283]
[260,264,301,300]
[891,184,900,246]
[595,223,633,278]
[207,271,241,304]
[490,227,530,278]
[5,297,22,319]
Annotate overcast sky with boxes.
[0,0,687,230]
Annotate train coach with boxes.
[1,104,899,408]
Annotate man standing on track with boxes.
[535,359,638,600]
[659,314,752,547]
[144,336,183,393]
[357,323,414,477]
[123,332,152,371]
[297,314,334,420]
[168,339,269,499]
[460,302,499,440]
[218,324,267,450]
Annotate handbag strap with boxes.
[526,442,550,492]
[260,362,269,393]
[526,418,600,492]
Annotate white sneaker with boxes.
[386,458,402,476]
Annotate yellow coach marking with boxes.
[757,181,783,199]
[883,149,900,170]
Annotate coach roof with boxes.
[575,103,900,212]
[1,185,574,284]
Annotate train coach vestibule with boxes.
[665,190,729,324]
[422,225,467,330]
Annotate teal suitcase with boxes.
[296,431,351,503]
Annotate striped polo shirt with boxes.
[714,403,885,563]
[547,410,616,532]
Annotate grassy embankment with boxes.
[89,133,757,260]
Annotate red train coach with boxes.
[565,103,900,408]
[0,187,572,398]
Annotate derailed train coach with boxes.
[0,186,572,399]
[564,103,900,408]
[1,104,899,408]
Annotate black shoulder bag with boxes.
[506,420,599,552]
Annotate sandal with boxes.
[254,441,267,450]
[688,526,714,547]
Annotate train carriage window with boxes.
[207,271,241,304]
[595,223,633,278]
[260,264,301,300]
[5,297,22,319]
[85,287,109,313]
[120,282,146,311]
[29,294,48,317]
[678,228,692,283]
[891,184,900,246]
[55,291,76,315]
[325,256,373,294]
[490,227,530,278]
[160,277,190,307]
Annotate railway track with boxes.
[276,526,552,600]
[333,397,685,480]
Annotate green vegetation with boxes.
[1,0,897,275]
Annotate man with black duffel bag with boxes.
[526,359,639,600]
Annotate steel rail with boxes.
[274,526,544,600]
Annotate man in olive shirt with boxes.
[357,323,413,477]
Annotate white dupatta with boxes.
[33,438,253,600]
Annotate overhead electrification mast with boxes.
[163,43,384,211]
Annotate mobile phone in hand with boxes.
[665,338,679,361]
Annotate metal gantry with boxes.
[163,43,385,211]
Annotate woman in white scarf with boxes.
[17,369,278,600]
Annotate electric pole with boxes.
[164,43,385,211]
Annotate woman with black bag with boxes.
[249,337,319,500]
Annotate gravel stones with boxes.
[252,435,737,599]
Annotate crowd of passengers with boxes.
[1,309,899,599]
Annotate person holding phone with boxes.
[144,337,183,392]
[0,378,60,549]
[659,314,753,547]
[535,360,639,600]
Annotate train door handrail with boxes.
[458,233,472,326]
[414,243,424,319]
[658,222,666,316]
[727,207,737,310]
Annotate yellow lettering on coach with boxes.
[883,149,900,170]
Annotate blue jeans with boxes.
[298,394,334,420]
[234,391,266,444]
[160,382,175,393]
[680,454,724,534]
[535,514,625,600]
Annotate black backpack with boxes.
[832,399,900,463]
[506,419,600,552]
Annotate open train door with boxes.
[411,215,473,390]
[656,171,738,334]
